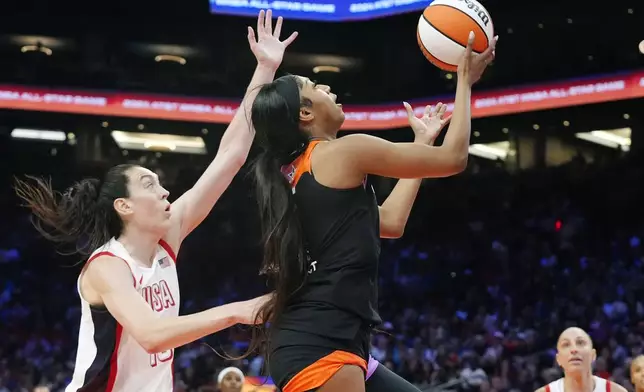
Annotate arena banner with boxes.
[0,70,641,131]
[209,0,432,22]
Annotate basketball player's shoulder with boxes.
[327,134,391,158]
[84,254,134,289]
[333,133,382,146]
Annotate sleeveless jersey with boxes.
[544,376,611,392]
[65,237,180,392]
[274,140,382,342]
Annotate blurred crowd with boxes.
[2,151,644,392]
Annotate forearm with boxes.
[381,135,428,236]
[146,302,239,353]
[380,178,422,238]
[173,64,278,236]
[219,64,278,152]
[441,79,472,157]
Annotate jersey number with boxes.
[149,349,174,367]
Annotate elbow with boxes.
[388,227,405,239]
[142,343,161,355]
[425,146,468,177]
[139,335,164,354]
[383,222,405,239]
[389,222,406,238]
[136,327,169,354]
[453,154,469,173]
[446,153,468,175]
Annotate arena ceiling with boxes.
[0,0,640,100]
[0,0,641,172]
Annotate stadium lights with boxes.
[11,128,66,142]
[468,141,510,160]
[111,130,207,154]
[20,44,52,56]
[312,65,341,73]
[575,127,631,152]
[154,54,186,65]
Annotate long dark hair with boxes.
[14,164,135,256]
[244,75,313,356]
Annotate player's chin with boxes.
[157,215,172,230]
[334,109,346,123]
[564,363,584,372]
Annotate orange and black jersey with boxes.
[276,140,382,341]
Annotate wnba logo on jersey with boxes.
[141,280,176,312]
[281,164,296,184]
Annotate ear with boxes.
[591,349,597,362]
[113,197,133,217]
[300,106,314,123]
[555,352,562,368]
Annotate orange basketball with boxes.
[417,0,495,72]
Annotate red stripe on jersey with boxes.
[545,386,551,392]
[171,360,175,390]
[87,251,136,286]
[158,239,177,264]
[105,323,124,392]
[606,381,611,392]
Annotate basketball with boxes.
[417,0,495,72]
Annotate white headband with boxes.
[217,367,245,384]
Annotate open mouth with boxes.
[165,204,171,212]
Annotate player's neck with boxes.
[116,228,160,268]
[308,126,337,141]
[564,372,595,392]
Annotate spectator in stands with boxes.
[3,152,644,391]
[217,367,244,392]
[631,355,644,392]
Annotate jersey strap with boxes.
[281,140,322,189]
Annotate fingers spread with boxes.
[274,16,283,38]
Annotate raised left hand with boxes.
[247,9,298,70]
[403,101,451,145]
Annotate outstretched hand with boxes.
[457,31,498,86]
[247,9,298,70]
[234,293,273,325]
[403,101,451,145]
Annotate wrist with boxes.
[247,64,279,93]
[217,302,242,325]
[256,62,279,73]
[414,137,436,146]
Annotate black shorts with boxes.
[268,327,371,392]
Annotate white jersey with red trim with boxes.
[545,376,610,392]
[65,237,180,392]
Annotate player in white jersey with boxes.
[14,10,297,392]
[631,355,644,392]
[535,327,627,392]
